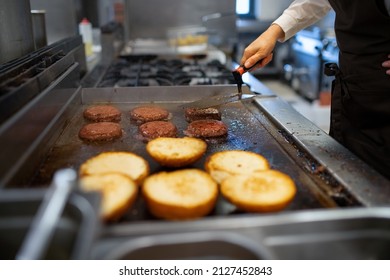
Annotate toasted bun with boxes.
[79,152,149,185]
[220,170,296,212]
[79,173,138,221]
[205,150,270,183]
[146,137,207,167]
[142,169,218,220]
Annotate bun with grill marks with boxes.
[205,150,270,184]
[146,137,207,167]
[142,169,218,220]
[220,170,296,213]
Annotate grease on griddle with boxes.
[277,128,361,207]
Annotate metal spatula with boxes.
[181,59,264,109]
[180,91,254,109]
[231,58,266,98]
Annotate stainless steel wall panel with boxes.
[0,0,35,64]
[30,0,80,45]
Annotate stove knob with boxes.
[283,64,293,81]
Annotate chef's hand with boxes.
[240,24,285,71]
[382,54,390,75]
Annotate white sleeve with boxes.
[273,0,332,42]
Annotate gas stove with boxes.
[97,55,236,88]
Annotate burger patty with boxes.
[139,121,177,140]
[79,122,122,142]
[184,107,221,122]
[184,119,228,138]
[83,105,121,122]
[130,106,170,123]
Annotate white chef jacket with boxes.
[273,0,390,42]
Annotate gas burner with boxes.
[155,77,174,86]
[99,79,117,87]
[154,59,187,68]
[175,77,193,86]
[98,56,235,88]
[116,79,150,87]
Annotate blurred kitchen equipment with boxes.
[79,18,93,57]
[100,21,124,66]
[16,169,77,260]
[167,25,208,54]
[31,10,48,50]
[0,36,84,124]
[124,0,236,53]
[0,0,35,64]
[201,11,237,52]
[284,27,339,100]
[0,180,100,260]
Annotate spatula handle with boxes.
[236,58,265,75]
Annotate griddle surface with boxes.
[31,87,328,223]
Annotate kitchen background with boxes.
[2,0,390,261]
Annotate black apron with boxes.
[326,0,390,179]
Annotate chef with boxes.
[240,0,390,180]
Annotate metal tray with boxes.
[96,231,273,260]
[0,188,100,259]
[94,207,390,259]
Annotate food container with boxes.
[167,25,208,54]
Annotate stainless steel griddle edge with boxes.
[252,96,390,206]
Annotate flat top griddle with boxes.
[2,83,389,259]
[28,85,342,223]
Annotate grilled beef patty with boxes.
[184,119,228,138]
[79,122,122,142]
[83,105,121,122]
[184,107,222,122]
[139,121,177,141]
[130,106,170,123]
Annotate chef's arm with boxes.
[240,0,331,70]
